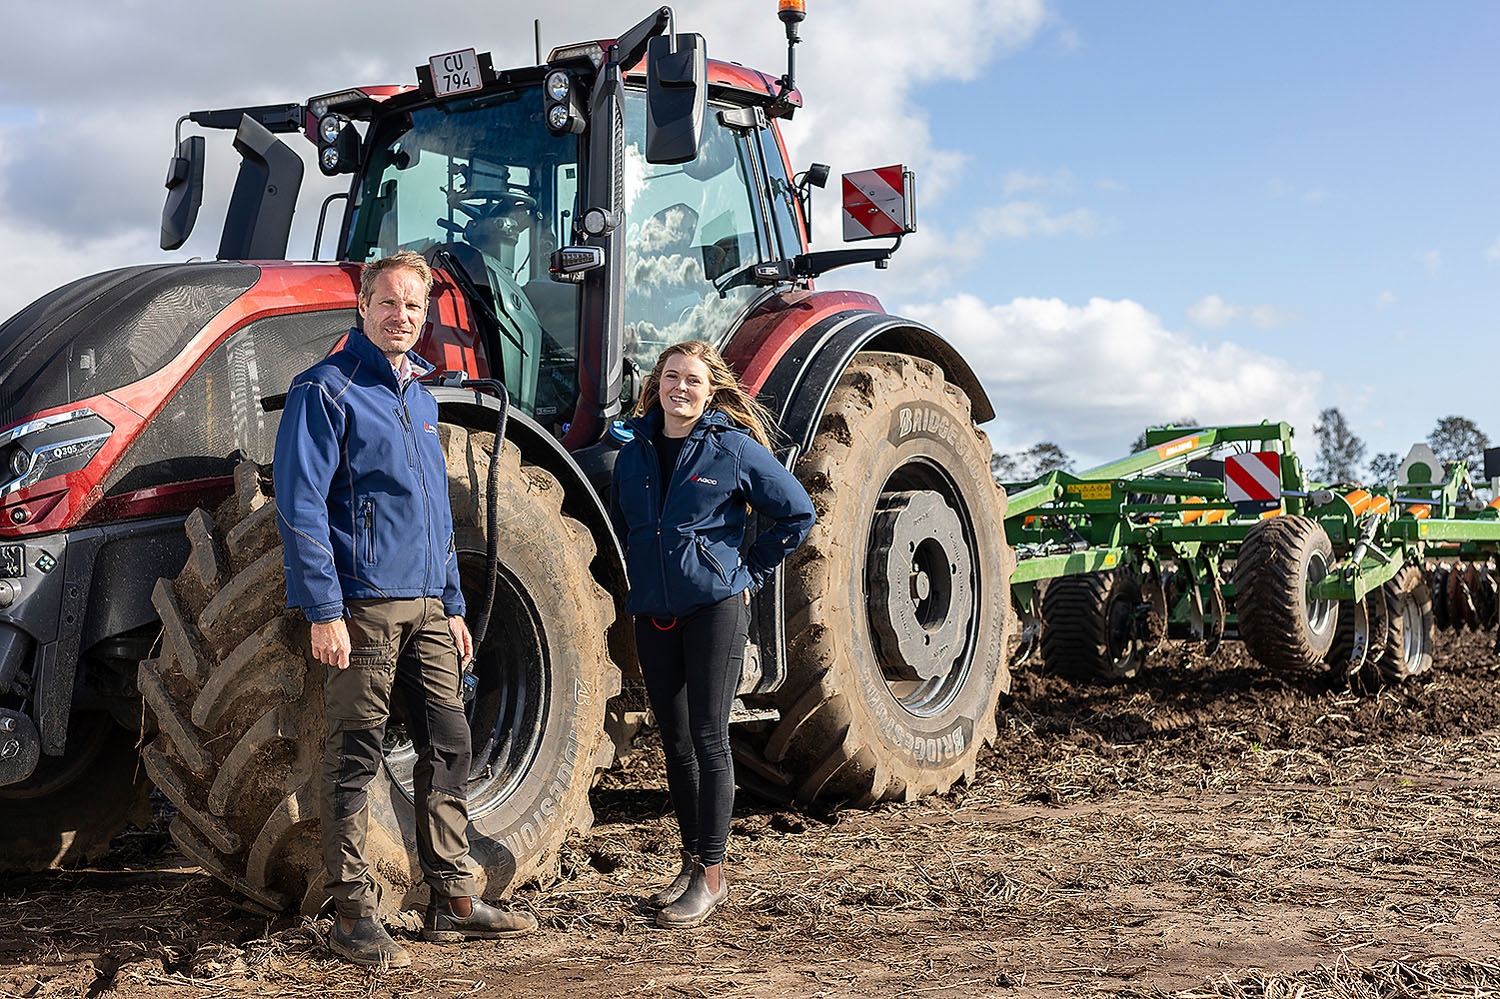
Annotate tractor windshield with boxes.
[346,85,581,427]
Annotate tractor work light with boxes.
[317,112,360,176]
[543,68,585,136]
[318,113,345,145]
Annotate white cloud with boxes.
[0,0,1052,320]
[901,294,1322,464]
[1267,178,1327,202]
[1187,294,1239,329]
[1486,237,1500,263]
[1376,290,1397,309]
[1001,168,1074,196]
[1423,249,1443,275]
[1186,294,1293,329]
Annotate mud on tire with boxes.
[1040,569,1147,683]
[138,425,616,916]
[1232,515,1339,671]
[734,352,1013,806]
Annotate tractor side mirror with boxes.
[161,134,205,250]
[644,33,706,165]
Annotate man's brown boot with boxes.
[330,915,411,967]
[423,895,538,942]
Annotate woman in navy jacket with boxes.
[610,340,815,928]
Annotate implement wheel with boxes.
[1232,515,1339,670]
[138,426,616,916]
[1375,565,1435,683]
[1040,570,1147,682]
[734,353,1013,806]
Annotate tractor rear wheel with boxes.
[1232,515,1339,670]
[1375,566,1435,682]
[734,353,1013,805]
[1040,569,1147,682]
[138,425,616,916]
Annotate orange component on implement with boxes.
[1366,496,1391,516]
[1490,496,1500,511]
[1409,504,1431,519]
[1342,489,1372,516]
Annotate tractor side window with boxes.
[621,94,768,375]
[759,127,804,259]
[103,311,353,496]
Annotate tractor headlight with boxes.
[545,70,570,103]
[321,147,342,172]
[547,104,574,132]
[6,448,29,479]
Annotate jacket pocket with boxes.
[360,498,377,566]
[695,536,730,585]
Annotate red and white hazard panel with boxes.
[1225,452,1282,513]
[842,165,916,242]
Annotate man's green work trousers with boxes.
[320,597,480,917]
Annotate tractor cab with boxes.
[156,5,908,449]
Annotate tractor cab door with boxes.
[620,92,793,382]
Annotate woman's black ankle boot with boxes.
[647,850,696,909]
[656,861,727,928]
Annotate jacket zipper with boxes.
[395,375,432,596]
[361,498,376,565]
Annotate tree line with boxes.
[991,411,1493,487]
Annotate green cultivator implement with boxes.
[1002,423,1500,686]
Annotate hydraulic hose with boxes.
[456,378,509,709]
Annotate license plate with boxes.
[0,544,22,578]
[430,49,482,97]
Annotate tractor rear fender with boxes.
[753,310,994,455]
[428,387,633,670]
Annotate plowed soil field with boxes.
[5,631,1500,998]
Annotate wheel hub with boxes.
[867,490,974,682]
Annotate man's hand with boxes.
[449,615,474,667]
[311,618,352,669]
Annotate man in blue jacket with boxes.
[273,251,534,967]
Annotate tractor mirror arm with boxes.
[753,240,902,283]
[613,6,673,68]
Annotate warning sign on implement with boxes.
[1225,452,1282,514]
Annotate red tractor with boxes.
[0,5,1013,912]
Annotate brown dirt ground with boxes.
[4,630,1500,999]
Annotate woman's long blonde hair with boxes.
[636,340,778,450]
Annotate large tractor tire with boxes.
[138,425,616,916]
[1039,569,1147,682]
[734,353,1013,806]
[1232,515,1339,670]
[0,711,152,870]
[1375,565,1435,683]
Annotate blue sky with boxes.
[0,1,1494,473]
[909,2,1500,466]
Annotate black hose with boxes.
[465,379,510,651]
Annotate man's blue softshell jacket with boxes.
[610,407,816,619]
[272,327,463,624]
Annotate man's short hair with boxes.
[359,250,434,305]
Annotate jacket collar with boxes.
[344,326,435,386]
[625,406,738,443]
